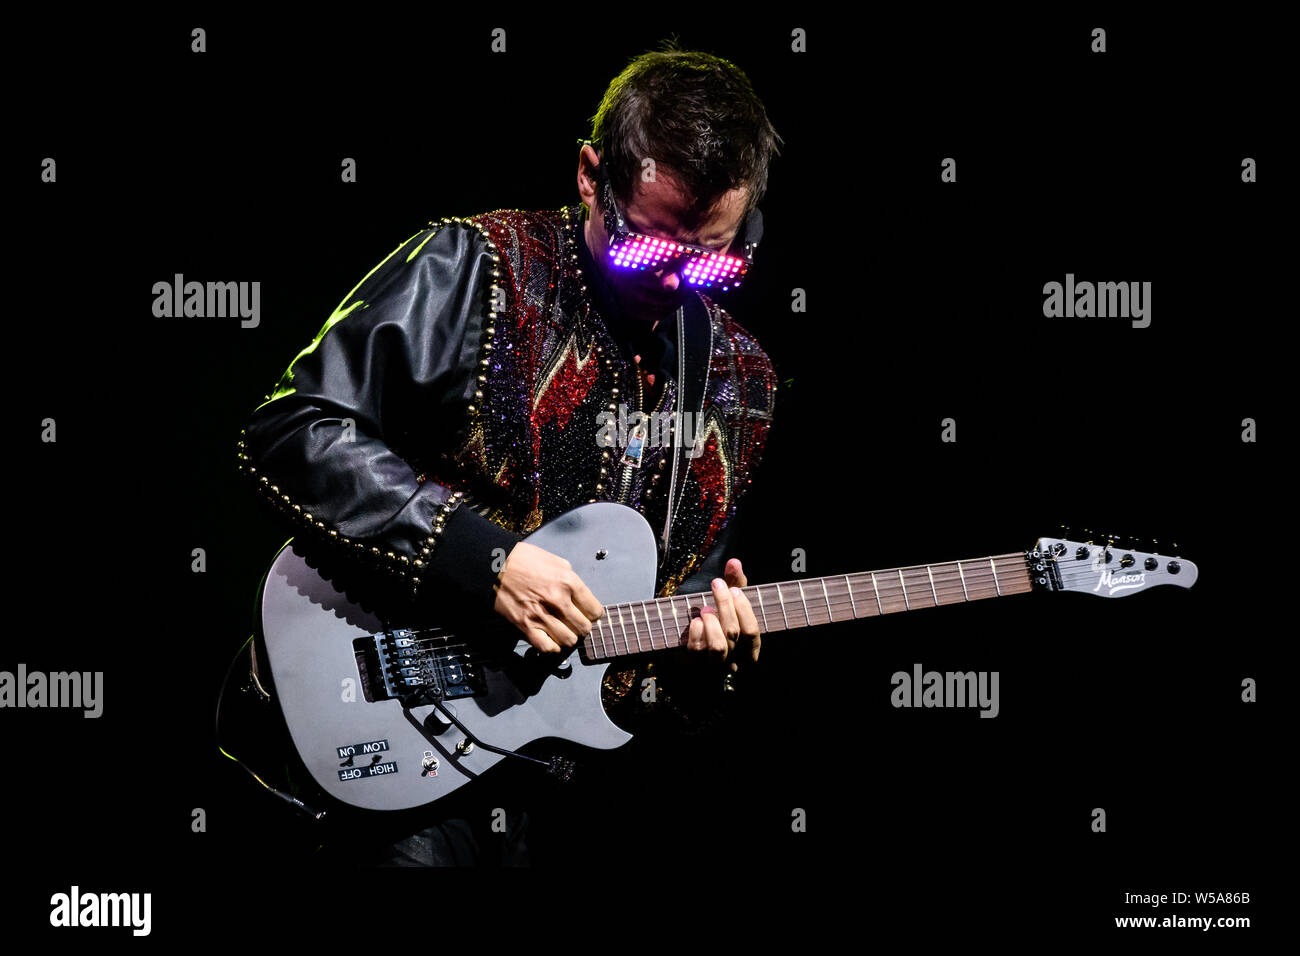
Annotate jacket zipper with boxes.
[617,369,643,505]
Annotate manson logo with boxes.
[890,663,1000,718]
[1095,570,1146,595]
[50,885,151,936]
[152,274,260,327]
[1042,273,1151,328]
[0,664,103,718]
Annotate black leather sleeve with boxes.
[238,220,519,610]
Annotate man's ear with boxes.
[577,145,602,202]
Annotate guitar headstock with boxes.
[1029,530,1198,598]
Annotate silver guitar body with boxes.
[257,502,653,812]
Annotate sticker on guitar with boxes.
[339,762,398,781]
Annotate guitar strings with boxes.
[392,563,1158,661]
[376,555,1152,667]
[390,560,1151,661]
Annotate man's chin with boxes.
[622,290,684,320]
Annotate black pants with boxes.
[315,807,531,867]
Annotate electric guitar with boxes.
[220,502,1197,814]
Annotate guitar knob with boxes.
[1167,561,1181,574]
[1075,547,1089,560]
[423,709,452,734]
[1120,553,1135,568]
[1144,557,1158,571]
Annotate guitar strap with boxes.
[660,295,714,553]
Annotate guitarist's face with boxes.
[578,144,750,323]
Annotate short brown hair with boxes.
[589,41,782,220]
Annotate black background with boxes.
[12,10,1281,943]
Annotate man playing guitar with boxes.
[233,43,783,864]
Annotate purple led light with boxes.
[610,234,747,287]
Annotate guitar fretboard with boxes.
[582,552,1033,661]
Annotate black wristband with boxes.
[423,505,521,609]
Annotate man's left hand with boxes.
[685,558,762,672]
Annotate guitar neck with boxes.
[583,551,1034,661]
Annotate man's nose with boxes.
[655,269,681,292]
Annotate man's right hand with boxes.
[492,541,604,653]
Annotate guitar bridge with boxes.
[352,628,486,705]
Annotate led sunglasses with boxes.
[585,145,763,292]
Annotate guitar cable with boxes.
[409,687,577,783]
[215,636,329,822]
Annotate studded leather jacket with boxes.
[237,206,776,694]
